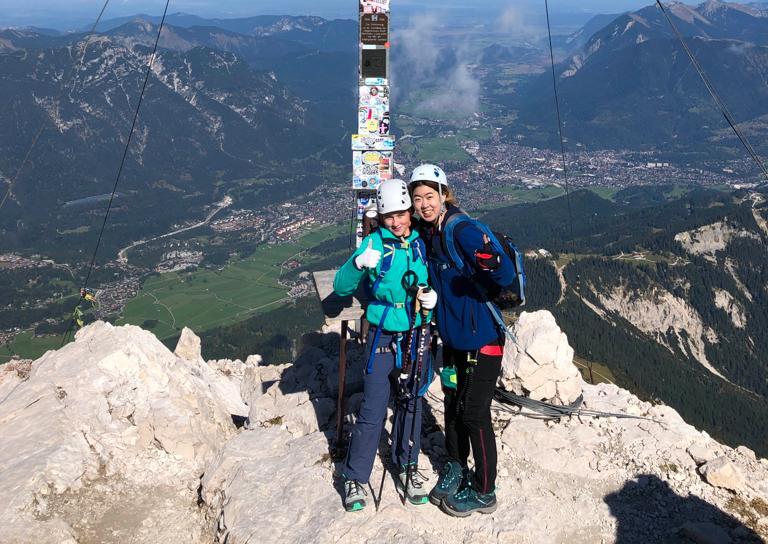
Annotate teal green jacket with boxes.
[333,228,431,332]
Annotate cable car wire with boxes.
[544,0,577,255]
[656,0,768,185]
[61,0,172,346]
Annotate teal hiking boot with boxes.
[344,479,367,512]
[441,483,497,517]
[428,461,465,506]
[395,464,430,505]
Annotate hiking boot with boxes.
[395,464,430,505]
[429,461,466,506]
[441,483,496,517]
[344,479,367,512]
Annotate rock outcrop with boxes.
[499,310,583,404]
[595,284,726,380]
[1,314,767,544]
[0,322,253,544]
[674,221,761,262]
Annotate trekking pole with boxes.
[374,272,419,510]
[403,286,431,504]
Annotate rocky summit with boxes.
[1,313,767,543]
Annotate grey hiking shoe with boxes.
[429,461,465,506]
[344,479,367,512]
[396,464,430,505]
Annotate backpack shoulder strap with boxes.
[370,230,411,296]
[442,212,473,273]
[411,236,426,265]
[443,212,502,273]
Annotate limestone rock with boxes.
[174,326,202,361]
[700,457,746,492]
[3,315,768,544]
[500,310,583,405]
[0,321,236,544]
[688,441,718,465]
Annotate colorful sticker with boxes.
[358,85,389,135]
[353,150,393,189]
[356,191,376,220]
[352,134,395,151]
[363,77,388,86]
[360,0,390,14]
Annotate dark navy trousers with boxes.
[343,326,432,484]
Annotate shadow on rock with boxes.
[241,330,367,455]
[605,474,763,543]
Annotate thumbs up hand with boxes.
[354,239,382,270]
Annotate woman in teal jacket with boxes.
[333,179,437,512]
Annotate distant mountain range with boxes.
[0,16,357,258]
[93,13,357,52]
[505,0,768,156]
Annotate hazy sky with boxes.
[0,0,658,27]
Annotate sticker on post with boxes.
[353,150,393,189]
[356,191,376,220]
[360,0,390,14]
[352,134,395,151]
[358,85,390,135]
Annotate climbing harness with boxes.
[363,235,424,374]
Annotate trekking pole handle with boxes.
[417,285,432,317]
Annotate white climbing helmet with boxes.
[376,179,412,215]
[409,163,448,187]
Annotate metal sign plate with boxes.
[361,49,387,79]
[361,13,388,45]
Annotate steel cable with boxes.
[61,0,172,346]
[656,0,768,185]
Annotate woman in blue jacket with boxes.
[409,164,515,517]
[333,178,437,512]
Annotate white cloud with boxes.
[392,14,481,118]
[496,4,544,42]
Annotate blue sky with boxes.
[0,0,658,27]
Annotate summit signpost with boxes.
[354,0,393,245]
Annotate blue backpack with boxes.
[441,212,527,333]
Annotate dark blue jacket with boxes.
[421,205,515,351]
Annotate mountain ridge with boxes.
[504,0,768,155]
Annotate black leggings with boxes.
[443,344,502,494]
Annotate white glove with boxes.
[418,288,438,310]
[354,239,381,270]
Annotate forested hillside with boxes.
[491,186,768,455]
